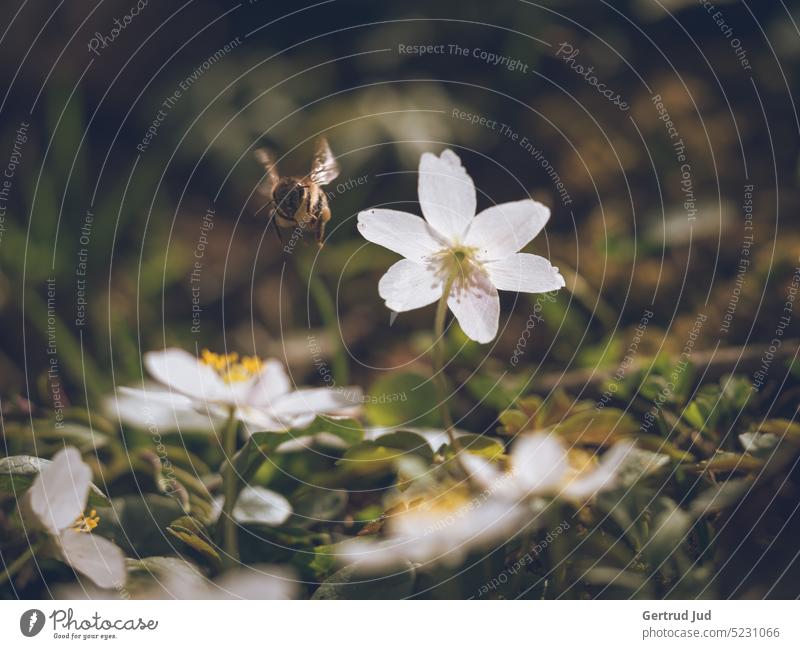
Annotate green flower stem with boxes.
[432,276,459,451]
[0,542,39,587]
[297,253,349,384]
[220,408,240,568]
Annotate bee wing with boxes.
[307,137,340,185]
[254,147,280,197]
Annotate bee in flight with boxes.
[254,137,340,247]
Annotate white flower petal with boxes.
[247,359,292,408]
[512,434,569,494]
[336,537,406,570]
[273,387,361,417]
[563,441,634,500]
[237,407,295,433]
[418,149,476,242]
[211,565,298,600]
[461,454,504,490]
[27,447,91,535]
[485,253,566,293]
[145,348,225,401]
[357,209,445,262]
[378,259,443,312]
[446,275,499,344]
[274,432,350,454]
[59,530,127,590]
[109,386,223,433]
[465,200,551,260]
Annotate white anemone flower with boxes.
[131,348,360,432]
[23,447,126,589]
[464,433,635,503]
[58,559,298,600]
[358,149,565,343]
[339,490,524,569]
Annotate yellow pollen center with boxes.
[200,349,262,384]
[429,246,483,292]
[72,510,100,533]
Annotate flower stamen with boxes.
[428,245,484,295]
[201,349,262,384]
[72,509,100,533]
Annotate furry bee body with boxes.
[271,176,331,239]
[255,138,339,247]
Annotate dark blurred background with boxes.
[0,0,798,417]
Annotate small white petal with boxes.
[247,359,292,408]
[59,530,127,590]
[110,386,223,433]
[273,387,362,417]
[236,407,295,433]
[404,427,468,454]
[418,149,476,242]
[465,200,551,260]
[211,565,298,600]
[116,384,197,410]
[512,434,569,494]
[274,432,350,454]
[145,348,225,401]
[461,454,504,489]
[357,209,445,263]
[336,537,406,569]
[485,253,566,293]
[563,441,634,500]
[378,259,443,312]
[27,447,91,535]
[446,275,499,344]
[231,486,292,526]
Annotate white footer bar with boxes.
[1,600,797,647]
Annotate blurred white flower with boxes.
[210,485,292,527]
[58,558,297,600]
[22,447,126,589]
[464,433,635,503]
[122,348,360,432]
[358,149,565,343]
[339,489,523,569]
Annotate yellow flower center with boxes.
[395,489,472,520]
[560,448,601,490]
[200,349,262,384]
[72,510,100,533]
[428,246,485,294]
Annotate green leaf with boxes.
[166,517,221,566]
[298,544,338,580]
[454,434,505,459]
[615,448,670,487]
[289,486,348,528]
[689,479,752,516]
[372,430,435,463]
[364,373,440,427]
[554,408,639,445]
[463,374,518,411]
[641,500,692,567]
[98,494,186,556]
[583,566,647,591]
[233,417,363,483]
[336,430,436,479]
